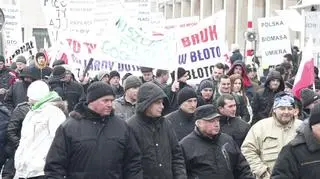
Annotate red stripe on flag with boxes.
[292,58,314,99]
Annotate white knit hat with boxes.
[27,80,50,101]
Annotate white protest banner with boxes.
[67,0,95,36]
[175,11,226,84]
[5,38,37,65]
[258,16,291,66]
[305,11,320,66]
[98,16,175,70]
[1,5,22,57]
[50,36,142,79]
[41,0,68,43]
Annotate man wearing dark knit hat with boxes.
[139,66,154,83]
[109,70,124,98]
[165,67,190,113]
[45,81,142,178]
[165,87,198,141]
[15,55,27,74]
[272,103,320,178]
[113,75,142,121]
[48,66,85,112]
[197,79,215,105]
[301,88,320,117]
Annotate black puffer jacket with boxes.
[4,81,28,111]
[48,80,85,112]
[127,82,187,179]
[271,122,320,179]
[252,71,284,124]
[219,116,251,147]
[44,102,143,179]
[5,102,30,156]
[179,128,254,179]
[165,109,195,141]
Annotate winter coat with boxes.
[241,117,301,179]
[5,102,31,157]
[230,50,243,64]
[271,121,320,179]
[44,102,143,179]
[0,68,16,102]
[180,128,254,179]
[165,109,195,141]
[252,71,285,124]
[112,85,125,99]
[15,92,67,178]
[113,96,136,121]
[4,81,28,111]
[219,116,250,147]
[49,80,85,112]
[127,82,187,179]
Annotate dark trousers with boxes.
[2,157,15,179]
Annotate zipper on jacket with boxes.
[301,160,320,166]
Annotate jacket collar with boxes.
[219,115,234,125]
[194,126,220,143]
[117,96,135,106]
[273,117,295,131]
[136,112,163,125]
[304,125,320,152]
[177,108,195,121]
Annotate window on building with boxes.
[32,28,51,50]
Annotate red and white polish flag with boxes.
[292,39,315,99]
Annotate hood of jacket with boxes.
[31,91,63,110]
[227,60,252,88]
[264,70,285,91]
[136,82,169,114]
[292,120,320,152]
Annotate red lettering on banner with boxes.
[66,39,97,54]
[181,25,218,48]
[83,42,97,54]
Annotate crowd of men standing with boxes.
[0,48,319,179]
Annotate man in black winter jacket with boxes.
[252,70,285,124]
[180,104,254,179]
[4,66,40,111]
[48,66,85,112]
[127,82,187,179]
[2,102,30,179]
[45,82,142,179]
[217,94,250,147]
[271,103,320,179]
[165,87,197,141]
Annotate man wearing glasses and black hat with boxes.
[180,104,254,179]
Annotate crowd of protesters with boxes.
[0,45,319,179]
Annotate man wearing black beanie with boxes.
[45,81,143,178]
[165,87,198,141]
[272,103,320,178]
